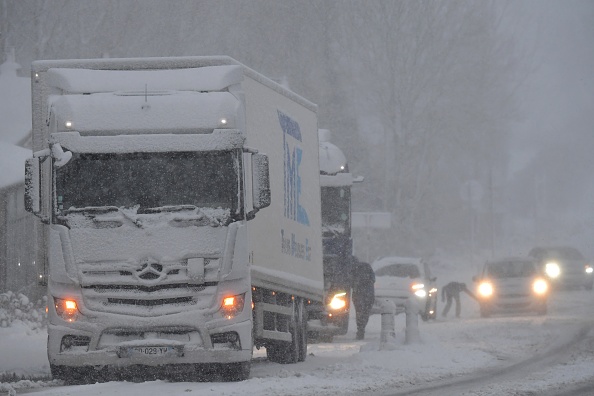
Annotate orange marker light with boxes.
[223,296,235,306]
[220,294,246,319]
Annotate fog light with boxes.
[60,335,90,352]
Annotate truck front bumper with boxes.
[48,316,253,368]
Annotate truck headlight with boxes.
[478,282,494,298]
[545,262,560,278]
[328,292,348,311]
[54,298,80,322]
[532,278,548,295]
[585,265,593,274]
[220,293,245,319]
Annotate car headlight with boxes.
[532,278,548,295]
[411,283,426,298]
[478,282,494,298]
[545,262,561,278]
[328,292,348,311]
[585,265,593,274]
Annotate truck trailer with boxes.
[24,56,324,382]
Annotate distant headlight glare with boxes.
[478,282,494,298]
[532,278,548,295]
[411,283,426,298]
[585,266,593,274]
[545,262,560,278]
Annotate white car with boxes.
[474,257,548,317]
[371,256,437,321]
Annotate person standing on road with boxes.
[351,256,375,340]
[441,281,477,318]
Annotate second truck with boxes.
[307,129,363,341]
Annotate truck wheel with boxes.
[334,313,350,335]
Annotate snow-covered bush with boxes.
[0,291,47,330]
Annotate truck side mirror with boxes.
[24,157,41,215]
[252,153,271,210]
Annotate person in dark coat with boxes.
[351,257,375,340]
[441,281,477,318]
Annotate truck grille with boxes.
[78,259,220,316]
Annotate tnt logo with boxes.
[278,110,309,226]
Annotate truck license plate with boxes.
[130,346,174,356]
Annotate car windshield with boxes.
[375,263,421,278]
[55,150,241,215]
[529,247,584,261]
[487,261,537,278]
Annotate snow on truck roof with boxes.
[32,56,317,111]
[46,65,244,93]
[319,140,347,175]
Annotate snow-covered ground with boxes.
[2,282,593,396]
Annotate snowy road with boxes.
[380,321,594,395]
[3,288,594,395]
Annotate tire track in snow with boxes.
[375,320,593,396]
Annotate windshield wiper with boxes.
[63,206,120,215]
[137,205,197,214]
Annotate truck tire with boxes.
[334,313,350,335]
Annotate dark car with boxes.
[474,257,548,317]
[528,246,593,290]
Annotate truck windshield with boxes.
[55,150,241,215]
[321,186,350,235]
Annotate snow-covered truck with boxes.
[307,129,363,341]
[24,56,324,382]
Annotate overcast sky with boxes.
[511,0,594,172]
